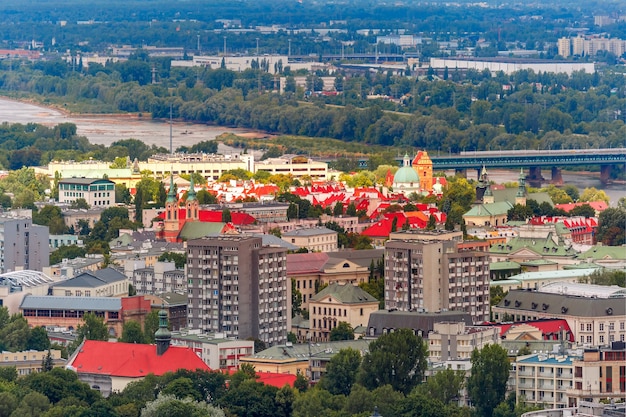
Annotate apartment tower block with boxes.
[384,238,490,323]
[186,235,290,346]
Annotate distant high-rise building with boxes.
[0,214,49,274]
[186,235,290,346]
[384,236,490,323]
[558,37,571,58]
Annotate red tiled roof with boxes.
[157,209,256,225]
[287,253,330,274]
[555,201,608,213]
[486,319,574,342]
[256,372,297,388]
[68,340,209,377]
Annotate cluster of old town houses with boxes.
[0,150,623,412]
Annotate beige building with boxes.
[0,349,64,376]
[309,283,379,342]
[385,238,491,324]
[239,339,371,383]
[282,227,338,253]
[254,155,329,181]
[493,283,626,347]
[558,37,571,57]
[515,353,575,409]
[568,343,626,406]
[50,268,130,298]
[288,249,383,308]
[427,321,500,361]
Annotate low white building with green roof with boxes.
[576,245,626,270]
[490,268,600,292]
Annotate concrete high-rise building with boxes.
[186,235,290,346]
[384,237,490,323]
[0,214,49,273]
[572,36,585,56]
[558,37,571,58]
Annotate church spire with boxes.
[166,173,176,203]
[155,306,171,356]
[187,173,196,201]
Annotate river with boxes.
[0,97,624,205]
[0,98,252,155]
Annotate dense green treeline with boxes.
[0,0,624,54]
[0,326,532,417]
[2,57,624,167]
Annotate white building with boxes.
[170,329,255,370]
[493,283,626,347]
[172,55,288,74]
[515,353,575,409]
[429,58,595,76]
[282,227,338,253]
[58,178,116,207]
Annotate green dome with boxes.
[393,166,420,184]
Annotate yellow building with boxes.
[239,339,371,383]
[309,283,379,342]
[0,349,64,376]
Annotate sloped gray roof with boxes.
[310,283,378,304]
[283,227,337,237]
[251,234,298,250]
[325,249,384,268]
[53,268,127,288]
[495,289,626,317]
[20,295,121,311]
[367,310,473,337]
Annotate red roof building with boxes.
[66,340,209,397]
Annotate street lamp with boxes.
[370,406,382,417]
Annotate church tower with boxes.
[163,174,179,241]
[412,151,433,192]
[515,168,527,206]
[155,307,171,356]
[185,173,199,222]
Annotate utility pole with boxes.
[223,36,227,56]
[169,103,173,155]
[256,37,259,56]
[288,39,291,59]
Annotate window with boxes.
[586,324,592,331]
[587,336,592,343]
[600,323,604,331]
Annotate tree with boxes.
[27,326,50,351]
[418,368,465,404]
[33,205,67,235]
[71,312,109,353]
[579,187,609,204]
[143,310,160,344]
[158,252,187,269]
[467,344,510,417]
[358,328,428,395]
[507,204,533,221]
[346,202,357,216]
[222,209,232,223]
[10,391,50,417]
[427,215,436,230]
[333,202,344,216]
[49,245,86,265]
[569,204,595,218]
[115,183,132,204]
[596,207,626,246]
[320,348,362,395]
[329,322,354,341]
[140,393,225,417]
[41,349,54,372]
[292,279,302,317]
[196,189,217,204]
[70,198,90,209]
[120,320,146,344]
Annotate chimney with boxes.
[155,306,171,356]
